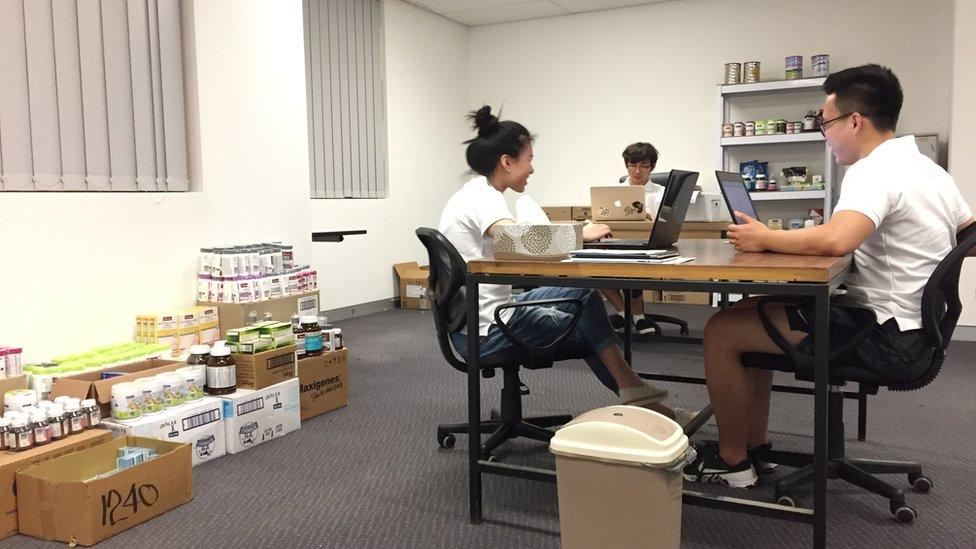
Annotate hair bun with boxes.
[469,105,500,137]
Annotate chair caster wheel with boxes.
[892,504,916,524]
[908,473,932,493]
[437,433,456,449]
[775,492,796,507]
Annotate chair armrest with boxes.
[493,298,584,360]
[755,296,874,370]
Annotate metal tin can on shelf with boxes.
[812,54,830,77]
[724,62,742,84]
[785,55,803,70]
[776,119,787,134]
[755,120,766,135]
[786,122,795,134]
[745,121,755,136]
[722,123,733,137]
[743,61,761,83]
[733,122,745,137]
[766,118,777,135]
[793,121,804,134]
[785,69,802,80]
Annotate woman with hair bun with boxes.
[438,106,693,423]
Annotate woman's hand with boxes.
[583,223,612,242]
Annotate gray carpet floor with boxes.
[4,305,974,548]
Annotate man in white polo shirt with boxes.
[682,64,974,488]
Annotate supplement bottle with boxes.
[205,346,237,395]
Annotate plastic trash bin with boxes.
[549,405,692,549]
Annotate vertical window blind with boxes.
[0,0,187,192]
[303,0,388,199]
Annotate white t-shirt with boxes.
[833,135,972,330]
[438,176,517,336]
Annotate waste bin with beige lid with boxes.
[549,405,692,549]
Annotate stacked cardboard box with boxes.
[219,378,301,454]
[102,397,226,467]
[297,349,348,421]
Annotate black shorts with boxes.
[784,297,934,383]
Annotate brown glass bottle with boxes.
[205,346,237,395]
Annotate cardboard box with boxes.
[50,359,184,418]
[0,429,113,540]
[571,205,592,221]
[297,349,348,421]
[393,262,431,310]
[101,397,226,467]
[219,378,300,454]
[231,344,297,390]
[0,375,27,396]
[16,436,193,546]
[660,291,712,305]
[542,206,573,221]
[197,291,320,338]
[642,290,662,303]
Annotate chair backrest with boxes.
[891,222,976,391]
[415,228,470,373]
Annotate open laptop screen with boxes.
[716,170,759,224]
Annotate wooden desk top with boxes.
[468,239,851,283]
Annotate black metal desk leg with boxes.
[466,278,483,523]
[813,288,830,546]
[623,291,633,364]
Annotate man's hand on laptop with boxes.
[727,212,769,252]
[583,223,613,242]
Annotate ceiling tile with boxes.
[550,0,670,13]
[410,0,535,14]
[447,1,570,26]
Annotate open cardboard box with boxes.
[0,375,27,396]
[0,429,113,540]
[198,291,320,336]
[49,358,183,418]
[16,436,193,546]
[393,262,430,310]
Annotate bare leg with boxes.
[601,289,625,313]
[597,344,675,418]
[631,295,645,316]
[703,302,804,465]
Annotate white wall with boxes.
[950,0,976,325]
[308,0,470,310]
[0,0,470,362]
[468,0,954,205]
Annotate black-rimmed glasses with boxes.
[818,112,854,136]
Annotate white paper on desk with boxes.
[569,248,668,256]
[564,256,695,265]
[515,195,551,224]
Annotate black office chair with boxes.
[416,228,591,458]
[612,173,689,336]
[740,222,976,523]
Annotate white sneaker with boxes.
[619,383,669,406]
[672,408,701,429]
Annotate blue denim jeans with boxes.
[450,287,620,394]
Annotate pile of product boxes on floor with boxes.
[0,321,348,545]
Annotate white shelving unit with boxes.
[717,78,837,220]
